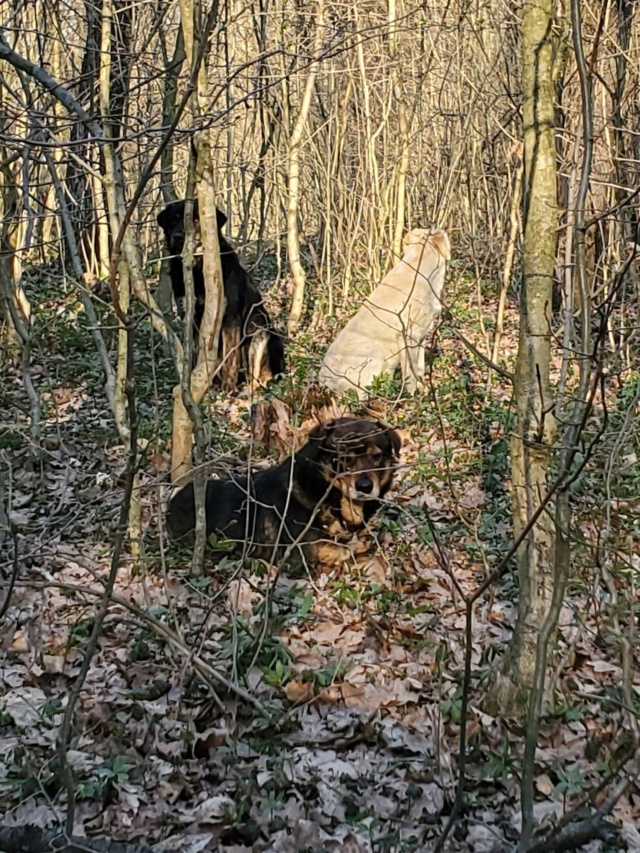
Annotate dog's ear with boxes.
[308,422,325,441]
[308,419,336,446]
[429,229,451,261]
[403,228,430,248]
[157,207,170,230]
[385,426,401,459]
[216,208,228,230]
[158,200,188,231]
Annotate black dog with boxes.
[167,418,401,568]
[157,199,285,391]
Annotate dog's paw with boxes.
[340,496,366,527]
[313,541,354,567]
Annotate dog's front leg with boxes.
[248,332,269,394]
[400,337,425,394]
[220,325,241,391]
[310,539,355,567]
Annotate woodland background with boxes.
[1,0,640,851]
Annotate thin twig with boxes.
[0,531,19,621]
[524,780,626,853]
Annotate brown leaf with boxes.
[459,484,486,509]
[535,773,554,796]
[284,679,315,705]
[309,621,345,645]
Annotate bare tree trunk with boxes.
[159,26,186,205]
[388,0,409,261]
[170,0,224,574]
[613,0,635,247]
[0,88,28,355]
[157,25,186,316]
[286,0,324,333]
[99,0,130,439]
[99,0,141,555]
[489,0,559,717]
[491,142,523,371]
[519,4,597,844]
[65,0,102,276]
[0,157,24,353]
[0,140,41,444]
[92,169,111,281]
[243,0,278,254]
[354,6,382,284]
[171,0,224,481]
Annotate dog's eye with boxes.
[336,453,357,472]
[343,445,364,455]
[371,449,383,460]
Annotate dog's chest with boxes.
[367,277,441,331]
[407,291,441,330]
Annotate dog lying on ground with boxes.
[167,418,401,568]
[157,199,285,391]
[319,229,451,399]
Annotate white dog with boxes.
[319,229,451,399]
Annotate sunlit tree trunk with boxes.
[491,142,524,375]
[0,152,24,353]
[99,0,142,555]
[0,143,41,444]
[0,74,40,440]
[170,0,224,574]
[388,0,409,261]
[354,6,383,285]
[613,0,635,250]
[157,25,186,316]
[170,0,223,479]
[65,0,102,277]
[99,0,128,437]
[490,0,558,716]
[286,0,324,333]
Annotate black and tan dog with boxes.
[157,199,285,391]
[167,418,401,568]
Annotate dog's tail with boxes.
[268,330,286,378]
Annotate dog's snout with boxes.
[169,229,185,253]
[355,475,374,494]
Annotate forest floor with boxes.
[1,260,640,853]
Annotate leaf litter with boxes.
[1,280,639,852]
